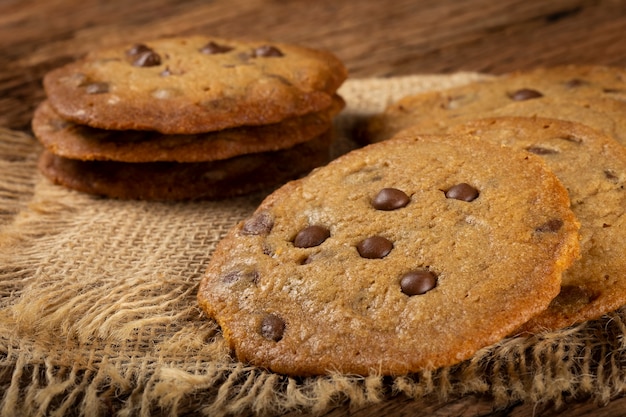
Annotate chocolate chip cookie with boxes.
[43,36,348,134]
[198,133,580,376]
[448,116,626,332]
[361,65,626,144]
[38,130,333,200]
[366,94,626,146]
[32,97,343,162]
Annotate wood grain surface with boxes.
[2,0,626,415]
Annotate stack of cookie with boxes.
[33,36,347,200]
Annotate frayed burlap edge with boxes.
[1,73,626,417]
[2,312,626,417]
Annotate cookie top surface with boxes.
[32,97,343,162]
[198,133,580,376]
[362,65,626,144]
[43,36,347,134]
[38,129,333,201]
[449,116,626,332]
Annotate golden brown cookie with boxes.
[198,133,580,376]
[361,65,626,144]
[32,97,343,162]
[37,130,333,201]
[44,36,347,134]
[448,116,626,333]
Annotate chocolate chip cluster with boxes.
[122,41,284,71]
[241,182,481,342]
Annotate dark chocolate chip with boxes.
[508,88,543,101]
[200,41,234,55]
[535,219,564,233]
[84,82,109,94]
[260,314,285,342]
[126,44,162,67]
[372,188,410,210]
[445,183,479,202]
[241,211,274,235]
[252,45,284,57]
[126,44,152,57]
[221,269,259,285]
[526,146,559,155]
[357,236,393,259]
[293,225,330,248]
[400,270,437,296]
[132,50,162,67]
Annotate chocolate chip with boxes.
[526,146,559,155]
[535,219,564,233]
[508,89,543,101]
[260,314,285,342]
[357,236,393,259]
[126,44,161,67]
[126,44,152,57]
[400,270,437,296]
[200,41,234,54]
[252,45,284,57]
[132,50,162,67]
[241,211,274,235]
[445,183,479,202]
[293,225,330,248]
[221,269,259,285]
[372,188,410,210]
[84,82,109,94]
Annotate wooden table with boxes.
[2,0,626,415]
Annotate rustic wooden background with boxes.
[2,0,626,415]
[2,0,626,133]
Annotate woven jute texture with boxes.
[1,74,626,417]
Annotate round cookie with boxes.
[487,96,626,145]
[364,94,626,146]
[198,133,580,376]
[43,36,347,134]
[447,116,626,333]
[32,97,343,162]
[361,65,626,144]
[38,130,333,201]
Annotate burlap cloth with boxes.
[1,74,626,417]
